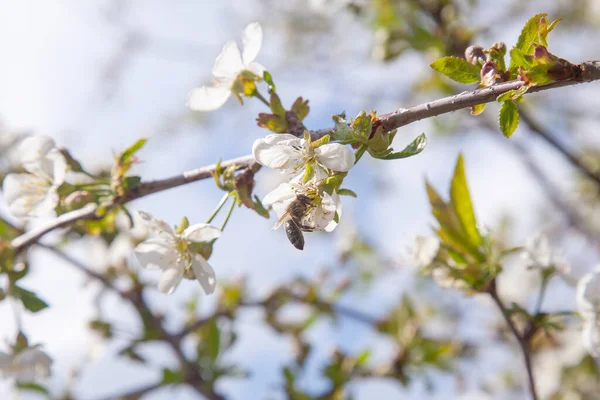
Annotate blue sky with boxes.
[1,0,599,398]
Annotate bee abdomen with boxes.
[285,220,305,250]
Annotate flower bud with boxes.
[464,45,485,65]
[490,41,506,55]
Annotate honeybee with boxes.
[277,194,313,250]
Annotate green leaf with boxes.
[16,287,49,313]
[291,97,310,121]
[256,113,288,133]
[337,188,357,197]
[119,138,147,164]
[509,48,533,71]
[510,13,547,71]
[450,155,482,248]
[430,56,481,84]
[263,70,276,93]
[499,100,519,138]
[123,176,141,189]
[205,319,220,363]
[161,368,183,384]
[269,93,286,116]
[383,133,427,160]
[332,114,353,141]
[15,382,49,394]
[470,103,486,116]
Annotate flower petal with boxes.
[577,269,600,318]
[303,190,337,230]
[187,85,232,112]
[212,40,244,78]
[47,149,67,185]
[246,62,266,77]
[191,254,217,294]
[158,266,184,295]
[582,318,600,357]
[324,192,342,232]
[137,211,174,236]
[252,134,303,169]
[135,237,177,270]
[183,223,221,243]
[242,22,263,66]
[19,135,56,176]
[2,173,55,218]
[315,143,355,172]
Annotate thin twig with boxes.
[10,62,600,252]
[520,108,600,187]
[488,280,538,400]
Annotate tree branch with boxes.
[11,60,600,252]
[488,280,538,400]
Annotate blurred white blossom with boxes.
[0,348,52,381]
[408,236,439,267]
[187,22,265,111]
[522,232,569,273]
[581,318,600,357]
[2,135,66,218]
[576,267,600,319]
[253,133,355,175]
[134,211,221,295]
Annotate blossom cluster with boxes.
[253,133,355,248]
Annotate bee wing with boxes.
[274,210,293,230]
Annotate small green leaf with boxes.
[205,319,220,363]
[332,114,353,141]
[499,100,519,138]
[510,13,547,71]
[291,97,310,120]
[16,287,49,313]
[430,56,481,84]
[161,368,183,384]
[256,113,288,133]
[302,163,314,183]
[470,103,486,116]
[15,382,49,395]
[383,133,427,160]
[123,176,141,189]
[337,188,357,197]
[310,134,330,149]
[450,155,482,248]
[263,70,276,93]
[119,138,147,164]
[269,93,286,116]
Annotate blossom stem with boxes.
[205,193,230,224]
[533,274,549,316]
[252,90,270,107]
[354,144,368,164]
[220,197,236,231]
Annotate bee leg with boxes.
[299,225,314,232]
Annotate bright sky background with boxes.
[1,0,599,399]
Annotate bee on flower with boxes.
[263,179,341,250]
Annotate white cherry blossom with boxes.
[2,135,66,218]
[188,22,265,111]
[134,211,221,295]
[576,267,600,319]
[408,236,439,267]
[263,181,339,233]
[0,348,52,381]
[253,133,355,174]
[521,232,569,273]
[581,318,600,357]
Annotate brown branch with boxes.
[488,280,538,400]
[40,244,226,400]
[520,108,600,187]
[10,61,600,252]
